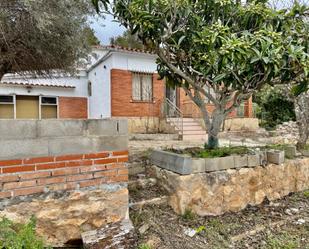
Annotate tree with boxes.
[83,27,101,46]
[93,0,309,148]
[110,30,144,49]
[0,0,93,80]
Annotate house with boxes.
[0,45,257,139]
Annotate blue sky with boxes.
[90,14,125,45]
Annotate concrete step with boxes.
[182,126,205,131]
[183,134,207,141]
[183,130,207,135]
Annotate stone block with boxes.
[0,120,38,140]
[87,119,128,136]
[150,150,205,175]
[204,156,234,172]
[284,145,296,159]
[37,120,85,137]
[267,150,285,165]
[233,155,248,168]
[0,139,49,160]
[247,154,261,167]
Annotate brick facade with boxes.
[111,69,165,117]
[0,150,128,199]
[59,97,88,119]
[179,88,251,118]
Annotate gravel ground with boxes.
[130,190,309,249]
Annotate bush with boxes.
[0,217,49,249]
[254,85,295,130]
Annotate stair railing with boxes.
[162,98,184,137]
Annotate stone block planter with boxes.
[284,145,296,159]
[150,150,262,175]
[267,150,285,164]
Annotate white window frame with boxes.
[0,95,16,119]
[39,96,59,120]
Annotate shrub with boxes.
[0,217,49,249]
[254,85,295,130]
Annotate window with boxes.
[16,96,39,119]
[40,96,58,119]
[132,72,153,101]
[0,95,14,119]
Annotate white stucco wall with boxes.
[111,53,157,73]
[1,71,88,98]
[88,56,112,119]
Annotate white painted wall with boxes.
[88,56,112,118]
[0,73,88,97]
[111,53,157,73]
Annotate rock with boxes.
[145,235,161,248]
[184,228,197,237]
[82,219,135,249]
[139,223,150,234]
[295,219,305,225]
[285,209,293,216]
[290,208,299,214]
[0,187,129,247]
[152,157,309,216]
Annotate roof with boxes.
[92,45,155,55]
[0,82,76,89]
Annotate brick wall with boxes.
[179,88,249,118]
[59,97,88,119]
[0,150,128,199]
[111,69,165,117]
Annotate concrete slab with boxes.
[247,154,261,167]
[234,155,248,168]
[204,156,234,172]
[37,120,85,137]
[150,150,206,175]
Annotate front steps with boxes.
[167,118,207,141]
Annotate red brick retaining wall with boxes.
[0,150,128,199]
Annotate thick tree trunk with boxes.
[204,109,225,149]
[294,93,309,150]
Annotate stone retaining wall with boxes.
[0,119,129,246]
[152,158,309,216]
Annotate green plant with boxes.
[264,233,299,249]
[137,244,152,249]
[0,217,49,249]
[195,225,206,234]
[181,209,195,221]
[254,85,296,130]
[304,190,309,198]
[199,146,249,158]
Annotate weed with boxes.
[263,233,299,249]
[181,209,195,221]
[0,216,50,249]
[195,225,206,234]
[137,244,152,249]
[198,146,249,158]
[304,190,309,198]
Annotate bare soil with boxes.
[130,190,309,249]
